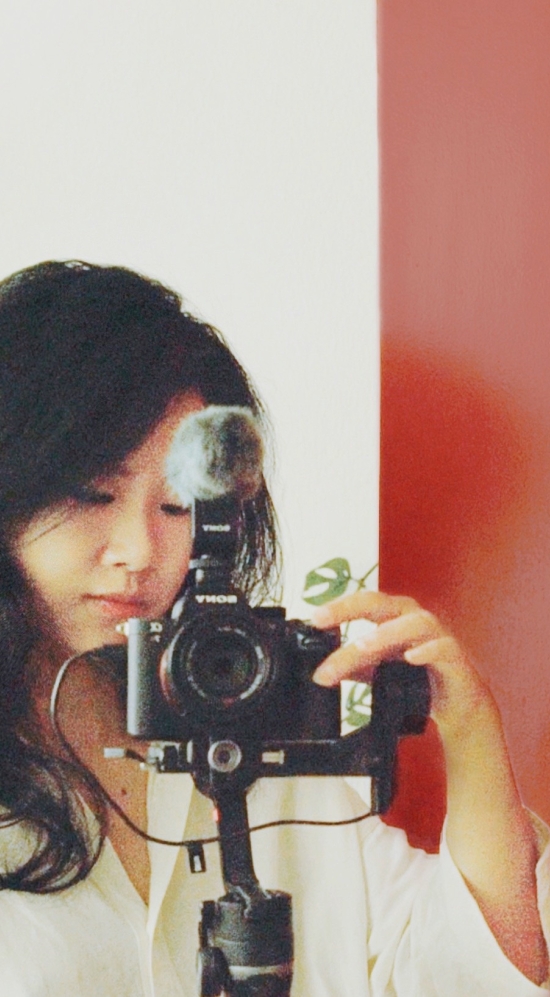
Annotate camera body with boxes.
[126,492,342,749]
[126,595,341,744]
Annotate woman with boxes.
[0,260,546,996]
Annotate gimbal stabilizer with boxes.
[125,408,431,994]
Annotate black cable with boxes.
[50,652,372,851]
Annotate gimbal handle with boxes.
[197,783,293,997]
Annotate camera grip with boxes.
[126,617,167,738]
[371,661,431,736]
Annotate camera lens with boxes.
[188,629,263,702]
[164,621,271,716]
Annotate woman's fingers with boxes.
[312,612,449,686]
[311,592,447,686]
[312,640,379,686]
[310,589,496,739]
[311,591,468,692]
[311,590,419,628]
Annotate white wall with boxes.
[0,0,379,614]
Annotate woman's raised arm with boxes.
[311,590,549,985]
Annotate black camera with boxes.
[125,494,345,792]
[126,598,341,745]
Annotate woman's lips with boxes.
[85,594,149,620]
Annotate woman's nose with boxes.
[100,506,155,574]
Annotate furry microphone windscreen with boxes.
[165,405,264,507]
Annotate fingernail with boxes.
[312,666,336,687]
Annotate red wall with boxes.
[379,0,550,848]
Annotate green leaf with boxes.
[343,683,372,728]
[302,558,351,605]
[344,709,370,729]
[345,683,373,712]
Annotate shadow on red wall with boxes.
[379,340,539,849]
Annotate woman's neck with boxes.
[24,641,126,751]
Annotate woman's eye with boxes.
[72,486,115,506]
[160,503,188,517]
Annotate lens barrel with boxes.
[160,613,275,722]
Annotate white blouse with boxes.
[0,772,549,996]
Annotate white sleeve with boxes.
[360,815,550,996]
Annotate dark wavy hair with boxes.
[0,260,281,892]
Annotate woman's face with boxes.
[11,392,204,660]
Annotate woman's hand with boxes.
[310,590,495,737]
[311,589,548,984]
